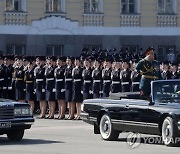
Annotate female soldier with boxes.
[14,57,25,102]
[111,60,121,93]
[72,58,83,120]
[92,60,102,98]
[45,57,55,119]
[54,57,66,120]
[131,61,141,92]
[64,57,73,119]
[24,61,35,113]
[120,59,131,92]
[82,58,92,100]
[102,59,112,97]
[34,57,46,119]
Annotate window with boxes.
[121,0,139,14]
[158,0,176,14]
[158,45,176,61]
[6,0,26,12]
[122,45,139,53]
[84,45,102,51]
[46,0,65,13]
[84,0,103,13]
[46,45,64,56]
[6,44,26,55]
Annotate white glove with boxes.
[53,88,56,92]
[42,89,45,92]
[89,90,93,94]
[61,89,65,92]
[81,91,83,94]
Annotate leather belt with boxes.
[65,78,72,81]
[36,79,43,82]
[132,82,140,85]
[16,78,23,81]
[56,79,63,82]
[74,79,81,82]
[26,81,33,83]
[112,81,120,84]
[121,82,129,85]
[84,80,91,83]
[93,80,101,83]
[46,78,54,81]
[103,80,111,83]
[142,75,158,80]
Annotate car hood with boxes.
[0,99,28,107]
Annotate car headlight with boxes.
[14,108,32,116]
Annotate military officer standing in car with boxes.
[136,47,161,97]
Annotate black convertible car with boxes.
[0,99,34,141]
[81,80,180,146]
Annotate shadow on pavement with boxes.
[0,137,65,145]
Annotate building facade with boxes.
[0,0,180,61]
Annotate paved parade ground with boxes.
[0,116,180,154]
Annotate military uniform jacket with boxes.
[92,68,102,93]
[161,70,171,80]
[170,71,180,79]
[14,66,25,90]
[34,66,45,90]
[45,66,55,91]
[54,66,65,90]
[24,69,34,91]
[82,67,92,92]
[0,64,5,89]
[64,66,73,89]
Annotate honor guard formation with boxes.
[0,47,179,120]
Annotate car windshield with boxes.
[152,80,180,104]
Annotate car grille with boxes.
[0,107,14,119]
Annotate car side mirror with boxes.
[149,97,155,106]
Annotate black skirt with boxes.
[15,80,25,100]
[103,82,111,97]
[55,81,65,100]
[26,83,34,101]
[46,90,55,101]
[111,83,121,93]
[65,81,72,102]
[72,81,83,102]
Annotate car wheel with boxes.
[7,129,24,141]
[99,114,119,141]
[162,117,177,146]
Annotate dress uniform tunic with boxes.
[54,66,65,100]
[111,69,121,93]
[102,68,111,97]
[64,66,73,102]
[131,70,141,92]
[72,66,83,102]
[15,66,25,100]
[3,64,13,99]
[24,69,34,101]
[120,69,131,92]
[45,66,55,101]
[0,64,5,98]
[82,67,92,100]
[136,59,160,97]
[161,70,171,80]
[34,66,45,101]
[170,71,180,79]
[92,68,102,98]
